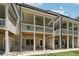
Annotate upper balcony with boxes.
[21,23,78,36]
[0,4,19,34]
[21,23,53,34]
[21,11,54,34]
[54,17,79,36]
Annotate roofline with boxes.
[16,3,59,16]
[16,3,77,21]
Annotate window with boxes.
[30,40,33,45]
[26,39,33,46]
[26,39,30,45]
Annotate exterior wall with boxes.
[46,36,53,49]
[0,33,4,49]
[77,37,79,47]
[9,36,15,50]
[35,36,43,49]
[0,35,3,49]
[74,37,78,48]
[46,39,53,49]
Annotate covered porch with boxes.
[21,32,54,51]
[0,29,18,55]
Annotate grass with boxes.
[33,50,79,56]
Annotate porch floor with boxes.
[2,48,79,56]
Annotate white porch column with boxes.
[20,9,23,52]
[5,4,9,54]
[67,21,69,49]
[5,30,9,54]
[43,16,45,51]
[33,15,36,51]
[78,24,79,47]
[53,22,55,50]
[20,33,22,52]
[72,23,74,48]
[59,16,62,49]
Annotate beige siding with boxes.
[35,36,43,48]
[9,36,15,50]
[0,34,4,49]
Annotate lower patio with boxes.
[2,48,79,56]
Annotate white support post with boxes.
[72,23,74,48]
[67,21,69,49]
[5,30,9,54]
[20,33,22,52]
[33,15,36,51]
[53,21,55,50]
[43,16,45,51]
[78,24,79,47]
[5,4,9,54]
[59,17,62,49]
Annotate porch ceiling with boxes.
[22,32,33,36]
[22,32,53,36]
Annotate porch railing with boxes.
[74,31,78,35]
[21,23,34,32]
[45,27,53,33]
[54,28,78,36]
[0,18,5,27]
[21,23,53,33]
[36,25,44,32]
[21,23,78,36]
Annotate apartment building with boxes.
[0,3,79,54]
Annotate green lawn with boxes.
[33,51,79,56]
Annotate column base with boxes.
[3,52,10,56]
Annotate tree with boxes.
[76,16,79,21]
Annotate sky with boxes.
[27,3,79,19]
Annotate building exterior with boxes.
[0,3,79,54]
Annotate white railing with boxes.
[21,23,53,33]
[54,28,78,36]
[22,23,78,36]
[69,30,73,35]
[45,27,53,33]
[0,18,5,27]
[21,23,34,32]
[36,25,44,32]
[54,29,60,34]
[74,31,78,35]
[62,29,67,34]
